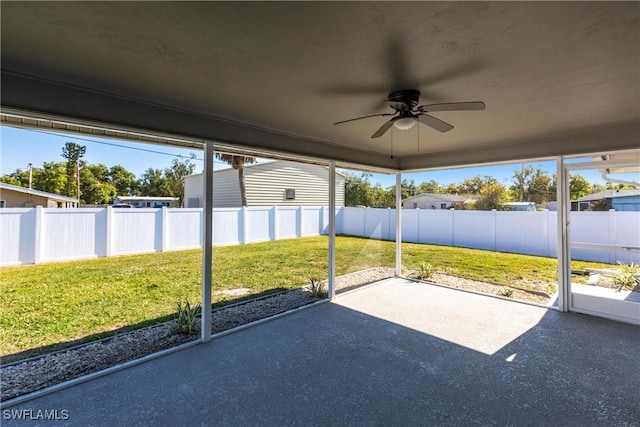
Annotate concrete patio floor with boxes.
[4,278,639,426]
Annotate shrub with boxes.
[500,288,514,298]
[309,277,328,298]
[613,262,640,290]
[173,299,201,335]
[416,261,435,280]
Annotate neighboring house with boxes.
[183,160,345,208]
[0,182,78,208]
[504,202,536,211]
[571,189,640,211]
[113,196,180,208]
[402,193,471,209]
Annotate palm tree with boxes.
[214,154,256,206]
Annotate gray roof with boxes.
[402,193,470,203]
[577,189,640,202]
[0,182,79,203]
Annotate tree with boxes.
[108,165,138,196]
[80,164,117,204]
[472,181,508,210]
[344,172,374,206]
[371,183,394,208]
[511,165,536,202]
[138,168,169,197]
[527,174,553,205]
[569,174,591,200]
[400,179,417,200]
[164,155,197,207]
[417,180,442,194]
[460,175,498,194]
[214,154,256,207]
[1,168,29,187]
[33,162,67,195]
[60,142,86,199]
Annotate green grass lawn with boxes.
[0,236,611,359]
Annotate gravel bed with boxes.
[1,267,548,402]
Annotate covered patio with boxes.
[1,2,639,422]
[4,279,639,425]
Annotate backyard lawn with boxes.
[1,236,612,359]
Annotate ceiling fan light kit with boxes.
[333,89,485,139]
[393,117,417,130]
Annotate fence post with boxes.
[105,206,113,257]
[161,207,168,251]
[609,209,616,264]
[492,209,498,251]
[298,206,304,238]
[33,206,43,264]
[272,206,279,240]
[241,207,248,244]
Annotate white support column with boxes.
[395,172,402,277]
[201,142,214,342]
[556,156,570,312]
[328,161,336,300]
[241,207,248,244]
[298,206,304,237]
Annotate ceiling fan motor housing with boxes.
[387,89,421,112]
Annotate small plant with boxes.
[500,288,514,298]
[612,262,640,290]
[416,261,435,280]
[309,277,328,298]
[173,298,201,335]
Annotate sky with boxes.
[1,125,636,189]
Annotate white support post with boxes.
[556,156,570,312]
[33,206,43,264]
[328,161,336,300]
[395,172,402,277]
[201,142,214,342]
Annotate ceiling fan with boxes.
[333,89,485,138]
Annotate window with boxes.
[0,200,5,208]
[285,189,295,200]
[440,203,447,209]
[413,202,418,208]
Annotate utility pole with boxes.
[76,159,81,206]
[28,163,33,189]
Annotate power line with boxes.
[4,125,231,166]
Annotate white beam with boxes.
[556,156,570,312]
[328,161,336,300]
[395,172,402,277]
[201,142,214,341]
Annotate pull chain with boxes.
[390,127,394,159]
[417,120,420,152]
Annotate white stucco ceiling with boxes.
[1,2,638,170]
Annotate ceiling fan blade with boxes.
[333,113,395,125]
[417,101,486,113]
[371,117,399,139]
[417,113,454,133]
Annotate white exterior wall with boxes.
[183,160,345,208]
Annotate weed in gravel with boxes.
[500,288,514,298]
[612,262,640,290]
[173,299,201,335]
[416,262,436,280]
[308,277,328,298]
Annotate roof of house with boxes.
[0,182,79,203]
[577,189,640,202]
[115,196,179,202]
[402,193,469,204]
[185,160,346,179]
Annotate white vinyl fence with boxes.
[338,207,640,265]
[0,206,330,266]
[1,207,638,266]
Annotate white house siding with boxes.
[183,161,345,208]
